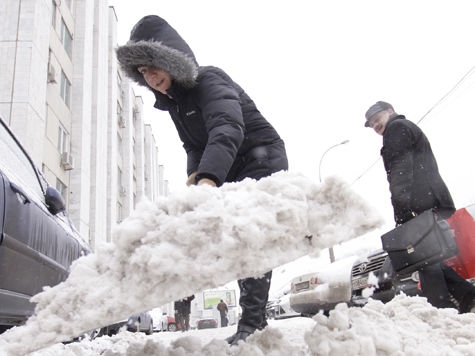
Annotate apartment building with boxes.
[0,0,167,249]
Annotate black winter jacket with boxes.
[381,115,455,224]
[154,66,287,186]
[117,15,288,186]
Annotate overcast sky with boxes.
[109,0,475,224]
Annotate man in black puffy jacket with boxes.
[117,15,288,344]
[365,101,475,312]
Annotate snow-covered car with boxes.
[268,291,300,319]
[350,249,421,306]
[0,117,90,331]
[196,318,218,329]
[126,311,154,335]
[290,258,354,316]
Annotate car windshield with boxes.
[0,121,44,202]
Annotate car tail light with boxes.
[310,275,319,285]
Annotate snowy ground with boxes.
[23,295,475,355]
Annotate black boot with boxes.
[458,293,475,313]
[225,324,256,345]
[226,271,272,346]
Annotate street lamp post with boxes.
[318,139,350,263]
[318,140,350,183]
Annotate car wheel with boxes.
[168,323,177,332]
[145,322,153,335]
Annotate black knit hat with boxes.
[364,101,394,127]
[116,15,198,89]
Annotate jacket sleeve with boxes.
[184,144,202,176]
[193,70,245,186]
[382,122,416,224]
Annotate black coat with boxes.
[381,115,455,224]
[117,15,288,186]
[174,295,195,315]
[154,67,288,186]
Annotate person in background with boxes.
[174,295,195,331]
[364,101,475,313]
[117,15,288,345]
[217,299,229,327]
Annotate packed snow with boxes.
[0,172,383,355]
[5,296,475,355]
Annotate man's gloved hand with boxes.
[186,172,197,186]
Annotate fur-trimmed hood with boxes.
[116,15,198,89]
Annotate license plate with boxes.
[351,277,370,290]
[295,281,309,292]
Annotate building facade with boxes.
[0,0,167,249]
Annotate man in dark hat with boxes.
[117,15,288,344]
[365,101,475,312]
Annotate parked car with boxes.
[0,117,90,331]
[95,320,127,337]
[290,258,355,316]
[270,292,301,319]
[166,315,180,331]
[196,318,218,330]
[126,311,154,335]
[149,309,168,332]
[350,249,421,306]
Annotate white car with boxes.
[149,308,168,332]
[290,258,356,316]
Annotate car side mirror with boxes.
[45,187,66,215]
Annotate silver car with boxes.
[126,312,154,335]
[0,117,90,331]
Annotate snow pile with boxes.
[16,296,475,355]
[0,172,382,355]
[306,295,475,355]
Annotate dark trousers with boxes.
[237,271,272,330]
[175,312,190,331]
[419,262,475,309]
[220,312,228,327]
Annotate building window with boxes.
[60,19,73,58]
[51,1,56,28]
[118,167,123,191]
[117,72,122,97]
[60,70,71,107]
[58,124,69,154]
[117,133,123,156]
[56,178,67,202]
[116,202,122,223]
[117,102,125,128]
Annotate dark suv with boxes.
[350,249,421,306]
[0,117,90,330]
